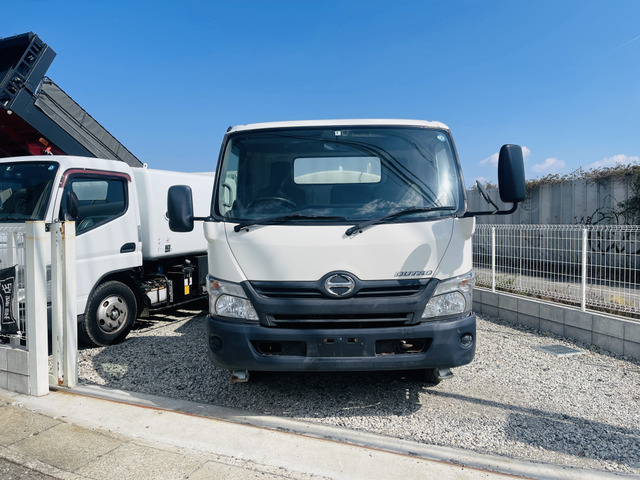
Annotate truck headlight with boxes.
[422,271,475,319]
[207,275,258,321]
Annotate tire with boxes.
[80,281,137,347]
[423,368,443,385]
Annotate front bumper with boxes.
[206,313,476,372]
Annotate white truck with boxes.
[168,119,525,382]
[0,155,213,346]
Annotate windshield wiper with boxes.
[345,206,457,236]
[234,213,348,232]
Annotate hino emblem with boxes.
[324,273,356,297]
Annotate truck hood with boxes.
[215,218,475,282]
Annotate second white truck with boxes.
[0,155,213,346]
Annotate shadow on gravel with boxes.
[427,390,640,469]
[131,298,209,330]
[84,312,437,420]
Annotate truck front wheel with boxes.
[80,281,137,347]
[423,368,443,385]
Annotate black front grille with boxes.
[268,312,414,329]
[251,279,427,300]
[247,277,434,330]
[252,284,324,299]
[357,284,423,297]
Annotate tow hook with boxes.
[424,367,454,384]
[230,370,250,382]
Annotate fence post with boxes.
[519,229,523,290]
[581,228,587,312]
[7,232,20,337]
[491,227,496,293]
[25,221,48,396]
[50,221,78,388]
[62,221,77,388]
[51,222,64,386]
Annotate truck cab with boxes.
[169,119,525,380]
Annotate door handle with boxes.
[120,242,136,253]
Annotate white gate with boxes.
[0,221,76,396]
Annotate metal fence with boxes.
[0,225,27,343]
[473,224,640,319]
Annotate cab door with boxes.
[57,170,142,314]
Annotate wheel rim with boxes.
[96,295,129,334]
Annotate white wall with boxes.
[468,175,636,225]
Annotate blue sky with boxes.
[4,1,640,186]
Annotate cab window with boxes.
[60,176,128,234]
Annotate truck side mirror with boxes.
[167,185,195,232]
[464,144,526,217]
[498,144,526,203]
[62,189,79,220]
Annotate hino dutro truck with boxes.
[0,32,213,346]
[170,120,525,383]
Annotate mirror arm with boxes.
[462,202,519,217]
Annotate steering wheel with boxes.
[248,197,296,209]
[13,199,29,215]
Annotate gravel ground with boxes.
[77,304,640,475]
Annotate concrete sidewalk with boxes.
[0,386,627,480]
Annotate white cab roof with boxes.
[228,119,449,133]
[1,155,134,174]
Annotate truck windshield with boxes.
[0,162,59,221]
[215,126,465,224]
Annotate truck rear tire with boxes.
[80,281,136,347]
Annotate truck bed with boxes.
[0,32,142,167]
